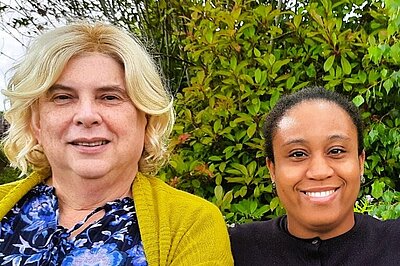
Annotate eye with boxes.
[52,94,73,104]
[329,148,346,155]
[100,93,125,103]
[289,151,307,158]
[102,95,119,101]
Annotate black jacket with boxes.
[229,213,399,266]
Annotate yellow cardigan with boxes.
[0,172,234,266]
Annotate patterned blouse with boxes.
[0,184,148,265]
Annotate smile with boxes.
[71,140,109,147]
[303,189,337,198]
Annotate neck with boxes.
[47,170,136,228]
[286,213,355,240]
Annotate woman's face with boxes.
[31,53,147,181]
[267,100,365,239]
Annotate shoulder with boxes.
[133,174,233,265]
[356,213,400,233]
[230,218,277,238]
[0,179,25,199]
[137,174,221,216]
[229,218,280,246]
[229,218,286,265]
[0,172,45,219]
[352,213,400,245]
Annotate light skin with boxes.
[267,100,365,240]
[31,53,147,229]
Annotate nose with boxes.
[305,154,334,180]
[73,99,102,127]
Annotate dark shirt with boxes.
[229,213,399,266]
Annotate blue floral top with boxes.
[0,184,148,265]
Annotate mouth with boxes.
[69,140,110,147]
[301,188,339,198]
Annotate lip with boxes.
[299,186,341,203]
[68,138,110,153]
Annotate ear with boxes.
[359,150,366,176]
[30,103,41,144]
[266,157,276,183]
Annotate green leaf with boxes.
[382,190,394,203]
[231,163,248,176]
[352,95,365,107]
[250,201,258,214]
[255,68,262,84]
[341,56,352,75]
[272,59,290,74]
[390,42,400,63]
[222,190,233,205]
[324,55,335,72]
[230,56,237,70]
[247,161,257,177]
[286,76,296,89]
[383,79,393,94]
[270,90,280,108]
[213,119,222,133]
[205,30,213,43]
[268,54,276,66]
[238,186,247,197]
[254,185,260,197]
[216,174,222,185]
[219,162,226,172]
[306,63,316,77]
[214,185,224,201]
[371,181,385,199]
[209,156,222,161]
[253,205,269,217]
[294,14,302,28]
[247,123,257,138]
[192,179,201,188]
[270,197,280,210]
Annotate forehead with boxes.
[276,100,357,138]
[55,53,124,84]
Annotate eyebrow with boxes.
[328,134,352,141]
[282,138,307,147]
[47,84,73,94]
[282,134,352,147]
[47,84,127,94]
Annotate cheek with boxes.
[339,160,363,179]
[38,114,68,143]
[274,164,304,186]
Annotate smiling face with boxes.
[31,53,147,181]
[267,100,365,239]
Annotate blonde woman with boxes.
[0,22,233,265]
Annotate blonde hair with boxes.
[2,21,175,176]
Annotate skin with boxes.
[267,100,365,240]
[31,53,147,229]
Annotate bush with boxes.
[0,146,19,184]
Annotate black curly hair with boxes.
[263,86,364,163]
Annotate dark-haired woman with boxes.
[229,86,399,265]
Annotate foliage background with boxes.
[0,0,399,223]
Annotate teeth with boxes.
[305,190,335,198]
[75,141,108,147]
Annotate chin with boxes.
[71,164,112,179]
